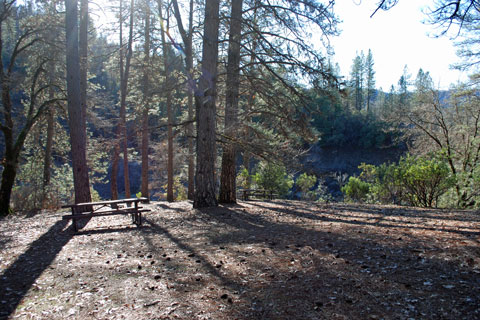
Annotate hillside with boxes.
[1,201,479,319]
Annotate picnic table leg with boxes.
[133,201,139,226]
[71,208,78,232]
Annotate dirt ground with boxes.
[0,200,479,319]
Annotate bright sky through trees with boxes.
[89,0,467,90]
[331,0,467,90]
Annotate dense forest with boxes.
[0,0,479,215]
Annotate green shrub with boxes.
[236,166,252,190]
[341,176,371,202]
[296,173,317,200]
[253,161,293,196]
[399,155,454,207]
[353,154,455,208]
[314,181,334,203]
[364,162,404,204]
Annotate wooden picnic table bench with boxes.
[62,197,150,232]
[241,189,277,201]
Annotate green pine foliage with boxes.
[252,161,294,197]
[296,173,317,200]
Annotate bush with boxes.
[253,161,293,196]
[314,180,334,203]
[351,154,455,208]
[236,166,252,190]
[296,173,317,200]
[399,155,454,207]
[341,176,371,202]
[360,162,404,204]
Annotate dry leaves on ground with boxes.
[0,200,479,319]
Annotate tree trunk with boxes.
[171,0,195,200]
[113,0,134,199]
[111,0,123,200]
[42,104,54,199]
[194,0,220,208]
[167,92,174,202]
[141,0,151,200]
[79,0,88,134]
[42,60,55,205]
[65,0,92,205]
[0,90,16,215]
[219,0,243,203]
[119,0,134,198]
[158,0,174,202]
[141,107,149,198]
[186,0,195,200]
[242,11,259,190]
[0,156,18,215]
[111,144,119,199]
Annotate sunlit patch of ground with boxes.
[1,200,479,319]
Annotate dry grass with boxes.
[1,200,479,319]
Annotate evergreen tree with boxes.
[66,0,92,206]
[350,52,365,111]
[365,49,376,113]
[219,0,244,204]
[140,0,152,200]
[194,0,220,208]
[398,65,411,107]
[171,0,195,200]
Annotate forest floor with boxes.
[0,200,479,320]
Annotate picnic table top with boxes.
[62,197,149,208]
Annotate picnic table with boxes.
[62,197,150,232]
[241,189,276,201]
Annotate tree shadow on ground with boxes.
[194,204,480,318]
[247,201,480,239]
[0,220,72,319]
[2,201,479,319]
[135,202,480,319]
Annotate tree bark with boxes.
[110,0,122,200]
[219,0,243,203]
[111,144,120,200]
[141,0,151,200]
[79,0,88,134]
[112,0,134,199]
[42,57,56,205]
[66,0,92,205]
[186,0,195,200]
[120,0,135,198]
[167,91,174,202]
[0,157,18,215]
[171,0,195,200]
[42,97,54,202]
[158,0,174,202]
[194,0,220,208]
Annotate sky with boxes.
[330,0,467,90]
[90,0,467,90]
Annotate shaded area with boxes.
[194,203,480,318]
[0,219,72,319]
[249,201,480,239]
[0,201,479,319]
